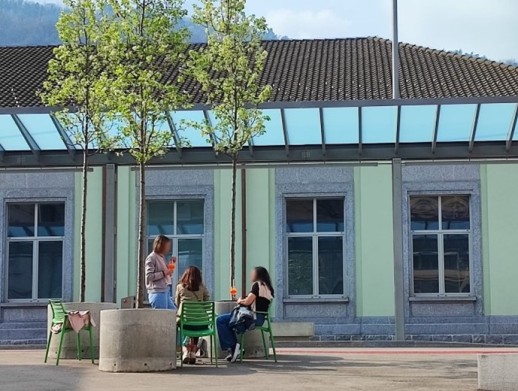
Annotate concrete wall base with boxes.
[99,309,176,372]
[46,302,118,360]
[478,354,518,390]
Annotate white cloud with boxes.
[265,8,351,39]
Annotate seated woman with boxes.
[216,266,274,363]
[175,266,210,365]
[145,235,175,310]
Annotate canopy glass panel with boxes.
[17,114,66,150]
[0,115,30,151]
[322,107,359,144]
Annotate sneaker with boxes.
[230,343,241,363]
[182,350,191,364]
[225,349,233,362]
[189,351,196,365]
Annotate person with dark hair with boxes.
[175,266,210,364]
[216,266,275,363]
[145,235,175,310]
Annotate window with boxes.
[7,203,65,301]
[286,198,345,297]
[410,195,471,296]
[147,200,204,281]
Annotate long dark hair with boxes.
[180,266,202,292]
[254,267,275,297]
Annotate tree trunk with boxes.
[79,149,88,302]
[136,161,146,308]
[230,153,238,299]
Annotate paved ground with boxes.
[1,347,518,391]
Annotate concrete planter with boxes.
[209,300,268,359]
[46,302,118,360]
[99,309,176,372]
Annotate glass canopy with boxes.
[0,98,517,163]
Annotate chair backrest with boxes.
[49,300,67,322]
[180,301,215,328]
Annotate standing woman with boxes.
[145,234,175,310]
[175,266,210,364]
[216,266,274,363]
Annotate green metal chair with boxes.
[238,310,277,363]
[177,301,218,368]
[44,300,94,366]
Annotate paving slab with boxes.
[1,347,517,391]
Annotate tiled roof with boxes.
[1,37,518,108]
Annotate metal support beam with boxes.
[11,114,40,156]
[49,113,75,155]
[431,105,441,154]
[506,104,518,152]
[358,107,363,155]
[248,137,255,157]
[319,107,327,156]
[391,0,400,99]
[392,158,405,341]
[102,164,117,303]
[166,112,182,158]
[203,110,217,150]
[468,104,481,153]
[394,105,402,154]
[280,108,289,157]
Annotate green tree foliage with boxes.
[186,0,271,298]
[40,0,116,302]
[105,0,189,307]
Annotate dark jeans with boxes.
[216,312,265,351]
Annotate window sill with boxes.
[283,297,350,304]
[409,296,477,303]
[0,302,50,308]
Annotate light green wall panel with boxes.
[354,165,395,317]
[214,168,242,300]
[73,168,104,302]
[115,166,137,302]
[481,164,518,316]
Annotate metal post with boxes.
[102,164,117,303]
[392,158,405,340]
[392,0,400,99]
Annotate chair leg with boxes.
[179,330,183,369]
[77,333,82,361]
[56,331,65,366]
[89,328,94,364]
[269,330,277,363]
[239,333,244,363]
[44,331,53,363]
[261,330,269,359]
[213,335,218,367]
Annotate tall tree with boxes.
[187,0,271,299]
[41,0,115,302]
[105,0,189,307]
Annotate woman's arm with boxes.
[203,286,210,301]
[237,292,256,307]
[145,255,168,284]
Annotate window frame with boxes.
[285,197,346,299]
[146,199,205,285]
[5,202,65,303]
[409,194,473,298]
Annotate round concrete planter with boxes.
[208,300,268,359]
[46,302,118,360]
[98,309,176,372]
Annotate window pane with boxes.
[178,239,203,277]
[444,235,470,293]
[286,199,313,233]
[38,204,65,236]
[410,197,439,230]
[288,237,313,295]
[8,242,33,299]
[177,200,204,235]
[412,235,439,294]
[147,201,174,235]
[317,199,344,232]
[38,241,63,299]
[442,196,470,230]
[8,204,35,237]
[318,237,343,295]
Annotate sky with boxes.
[33,0,518,62]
